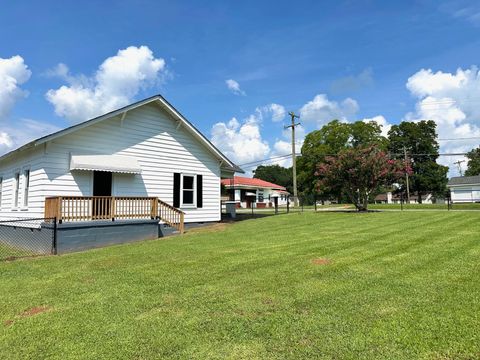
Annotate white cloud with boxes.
[0,119,61,156]
[270,125,306,168]
[211,113,269,166]
[0,132,13,152]
[363,115,392,137]
[405,66,480,175]
[299,94,359,127]
[46,45,167,123]
[0,55,31,121]
[262,103,286,122]
[225,79,246,96]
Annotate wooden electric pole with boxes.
[403,146,410,204]
[285,112,301,206]
[454,160,465,176]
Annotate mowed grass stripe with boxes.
[1,211,479,359]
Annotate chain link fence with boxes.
[0,217,57,261]
[221,191,480,219]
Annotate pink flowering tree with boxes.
[315,145,411,211]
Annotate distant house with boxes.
[221,176,290,208]
[447,175,480,203]
[374,192,435,204]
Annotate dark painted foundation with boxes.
[52,219,177,253]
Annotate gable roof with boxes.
[221,176,287,191]
[0,94,243,173]
[448,175,480,186]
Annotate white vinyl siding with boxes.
[0,103,222,222]
[450,185,480,203]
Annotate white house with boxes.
[447,175,480,203]
[221,176,290,208]
[0,95,242,227]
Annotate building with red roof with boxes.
[221,176,290,208]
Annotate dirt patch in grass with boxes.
[21,306,51,317]
[311,258,331,265]
[4,306,52,327]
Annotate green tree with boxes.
[387,120,448,202]
[297,119,388,197]
[465,147,480,176]
[316,145,409,211]
[253,164,293,193]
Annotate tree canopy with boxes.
[253,164,293,193]
[316,145,409,211]
[465,147,480,176]
[297,120,388,196]
[387,120,448,201]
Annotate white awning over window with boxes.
[70,154,142,174]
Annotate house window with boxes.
[181,174,196,207]
[258,191,264,202]
[13,171,20,208]
[23,169,30,207]
[0,176,3,208]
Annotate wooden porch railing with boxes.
[44,196,184,234]
[158,199,185,234]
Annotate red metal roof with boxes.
[221,176,287,190]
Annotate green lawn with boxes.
[369,203,480,210]
[1,212,480,359]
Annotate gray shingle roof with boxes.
[448,175,480,186]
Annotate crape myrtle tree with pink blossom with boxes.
[315,145,412,211]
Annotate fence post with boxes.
[400,193,404,211]
[179,212,185,234]
[274,197,278,215]
[287,196,290,214]
[151,198,158,219]
[301,197,304,213]
[111,196,116,221]
[57,196,63,224]
[52,217,58,255]
[314,194,317,212]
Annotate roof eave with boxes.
[0,95,243,172]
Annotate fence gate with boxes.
[0,218,56,261]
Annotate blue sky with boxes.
[1,0,480,173]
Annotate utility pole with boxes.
[454,160,465,176]
[403,146,410,204]
[285,112,301,206]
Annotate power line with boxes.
[240,151,472,169]
[438,136,480,141]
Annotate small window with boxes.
[13,172,20,208]
[181,174,196,207]
[258,191,264,202]
[23,169,30,207]
[0,176,3,208]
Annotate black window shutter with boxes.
[197,174,203,208]
[173,173,180,208]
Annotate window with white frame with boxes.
[23,168,30,207]
[181,174,196,207]
[13,171,20,208]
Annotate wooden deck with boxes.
[45,196,184,234]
